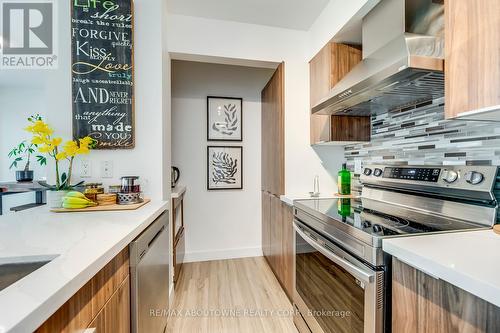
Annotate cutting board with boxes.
[51,198,150,213]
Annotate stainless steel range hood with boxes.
[312,0,445,116]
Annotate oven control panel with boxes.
[361,165,499,196]
[383,167,441,182]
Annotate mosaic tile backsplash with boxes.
[344,98,500,168]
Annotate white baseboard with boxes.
[183,246,263,263]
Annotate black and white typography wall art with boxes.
[72,0,135,149]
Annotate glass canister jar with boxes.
[84,183,104,202]
[120,176,140,193]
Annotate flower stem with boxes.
[54,147,61,189]
[67,157,74,188]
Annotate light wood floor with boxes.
[166,257,298,333]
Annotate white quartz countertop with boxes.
[383,230,500,308]
[171,185,186,199]
[0,200,169,333]
[280,194,335,206]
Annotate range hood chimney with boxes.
[312,0,444,116]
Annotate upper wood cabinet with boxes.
[309,43,370,145]
[445,0,500,118]
[261,63,285,196]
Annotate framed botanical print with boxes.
[207,96,243,141]
[207,146,243,190]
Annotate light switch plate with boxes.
[101,161,113,178]
[80,159,91,178]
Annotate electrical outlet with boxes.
[80,159,91,178]
[101,161,113,178]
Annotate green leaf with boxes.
[36,155,47,166]
[61,172,67,185]
[71,181,85,189]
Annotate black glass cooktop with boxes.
[295,198,487,238]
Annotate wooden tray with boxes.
[51,198,150,213]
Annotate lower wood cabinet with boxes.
[393,258,500,333]
[36,248,130,333]
[262,191,294,300]
[88,276,130,333]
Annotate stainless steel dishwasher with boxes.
[130,211,170,333]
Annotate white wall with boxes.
[0,0,171,203]
[0,88,48,213]
[307,0,379,60]
[171,60,274,262]
[167,14,344,197]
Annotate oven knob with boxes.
[363,168,373,176]
[465,171,484,185]
[363,221,372,228]
[373,168,383,177]
[442,170,458,183]
[372,224,383,233]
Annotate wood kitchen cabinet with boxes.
[445,0,500,118]
[262,192,294,301]
[393,258,500,332]
[261,62,284,196]
[309,42,370,145]
[279,200,294,300]
[36,248,130,333]
[261,62,293,300]
[89,276,130,333]
[262,191,272,261]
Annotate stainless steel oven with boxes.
[292,164,499,333]
[294,219,384,333]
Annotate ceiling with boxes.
[166,0,330,31]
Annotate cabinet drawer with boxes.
[36,248,130,332]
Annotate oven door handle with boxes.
[294,223,375,284]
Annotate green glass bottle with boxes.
[338,163,351,195]
[337,198,351,218]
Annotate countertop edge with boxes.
[8,201,169,333]
[280,194,336,207]
[171,185,186,199]
[383,235,500,308]
[279,195,294,206]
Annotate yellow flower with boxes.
[63,140,79,157]
[78,145,90,154]
[31,135,47,145]
[51,137,63,146]
[77,137,93,154]
[38,144,52,153]
[31,120,53,136]
[80,137,93,146]
[55,152,67,160]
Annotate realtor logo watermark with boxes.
[0,0,58,69]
